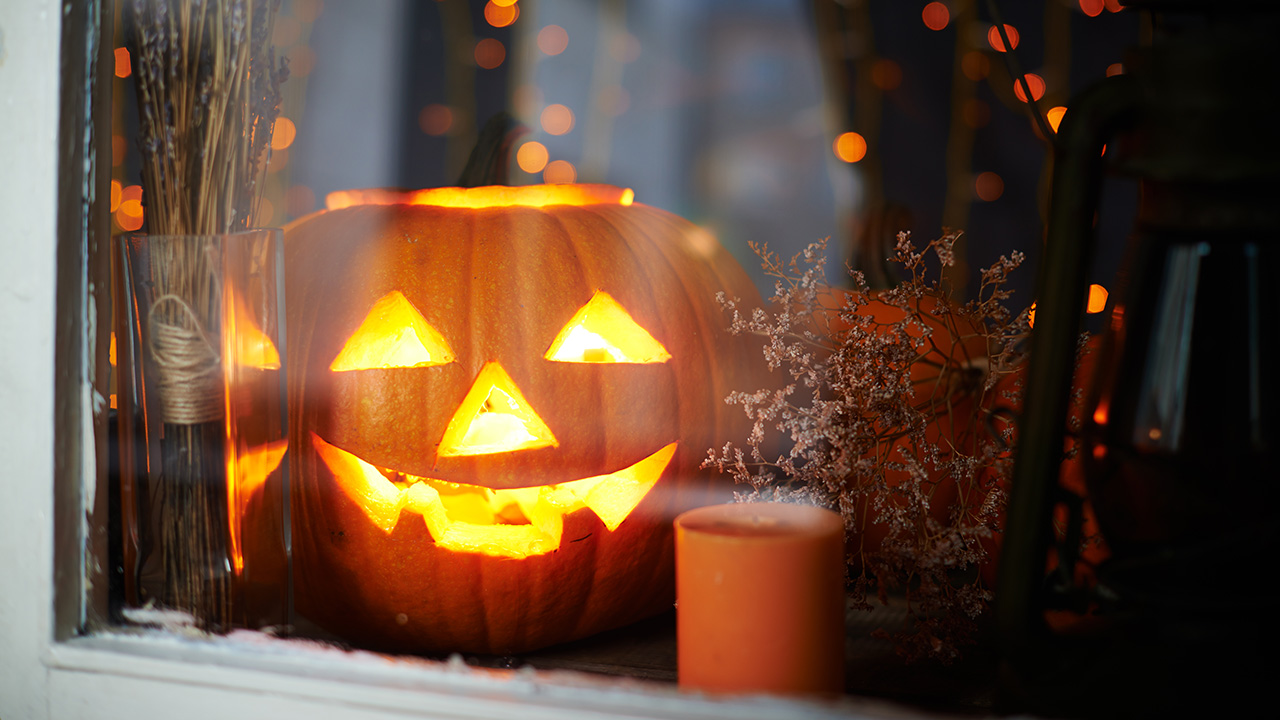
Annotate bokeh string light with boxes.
[517,141,549,174]
[538,25,568,56]
[922,2,949,31]
[484,0,519,29]
[833,132,868,163]
[988,24,1020,52]
[475,38,506,69]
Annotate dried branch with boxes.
[706,232,1032,661]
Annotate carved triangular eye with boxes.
[330,291,455,372]
[544,291,671,363]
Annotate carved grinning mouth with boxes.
[312,433,676,559]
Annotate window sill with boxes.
[43,631,903,720]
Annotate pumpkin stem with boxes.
[457,112,529,187]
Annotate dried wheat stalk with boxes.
[126,0,285,629]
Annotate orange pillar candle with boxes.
[675,502,845,695]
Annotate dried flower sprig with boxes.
[705,231,1032,662]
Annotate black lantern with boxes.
[996,1,1280,715]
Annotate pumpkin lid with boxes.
[325,184,636,211]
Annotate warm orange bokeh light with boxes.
[1079,0,1105,16]
[119,200,143,220]
[543,160,576,184]
[484,0,519,28]
[538,25,569,56]
[419,104,454,135]
[331,290,455,372]
[117,209,144,231]
[326,184,635,211]
[1026,284,1108,330]
[1087,284,1109,313]
[834,132,868,163]
[1013,74,1046,102]
[1106,62,1124,77]
[314,432,675,558]
[988,24,1020,52]
[438,361,558,457]
[491,0,518,7]
[975,172,1004,201]
[540,104,574,135]
[475,38,506,69]
[114,47,131,78]
[1047,106,1068,132]
[271,116,297,150]
[922,2,949,31]
[517,141,549,174]
[1104,0,1123,12]
[110,180,122,212]
[545,291,671,364]
[871,58,902,90]
[1093,398,1109,425]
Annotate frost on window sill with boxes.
[54,607,904,720]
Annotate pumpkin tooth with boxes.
[312,433,406,533]
[313,433,675,555]
[402,482,561,558]
[578,443,676,531]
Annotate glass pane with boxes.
[98,1,1145,708]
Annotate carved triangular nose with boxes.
[437,361,558,457]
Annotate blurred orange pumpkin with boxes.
[818,289,995,570]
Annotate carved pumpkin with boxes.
[284,184,764,654]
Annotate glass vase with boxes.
[115,229,288,631]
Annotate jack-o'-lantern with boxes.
[284,184,765,654]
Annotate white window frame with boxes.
[0,4,899,717]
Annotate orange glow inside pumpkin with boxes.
[330,291,455,371]
[438,361,559,457]
[312,432,675,558]
[545,291,671,363]
[325,184,635,211]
